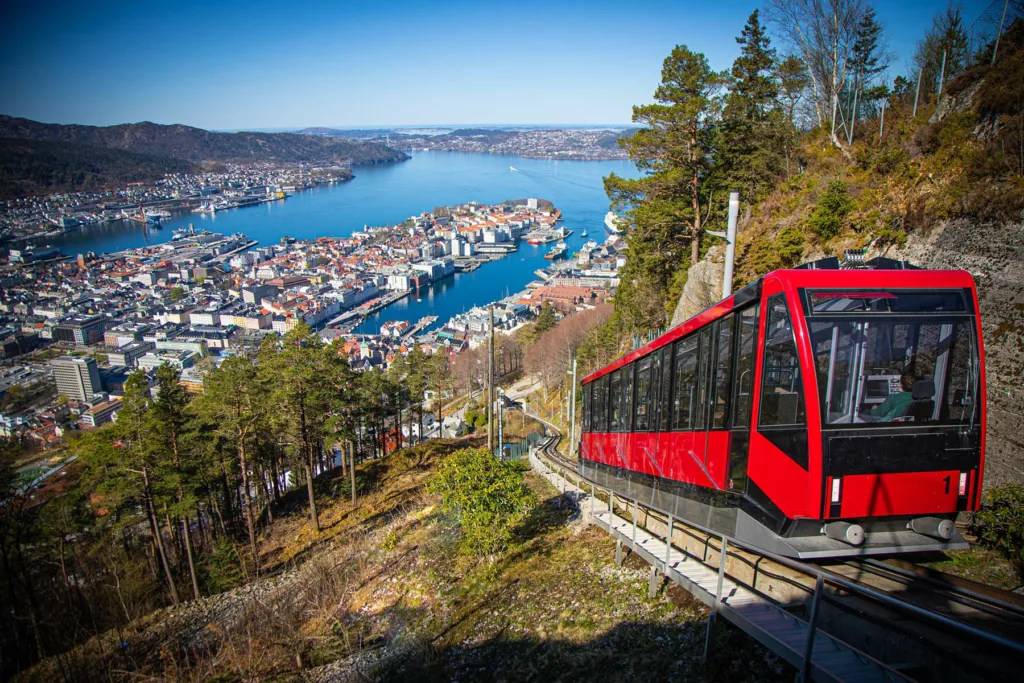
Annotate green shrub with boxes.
[429,447,535,558]
[874,226,908,249]
[972,484,1024,579]
[807,181,853,239]
[200,540,247,594]
[775,226,805,266]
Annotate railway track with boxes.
[529,432,1024,682]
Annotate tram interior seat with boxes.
[905,379,936,421]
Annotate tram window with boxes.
[696,327,713,430]
[759,295,807,427]
[732,305,759,428]
[809,318,979,426]
[634,357,653,430]
[609,370,622,432]
[593,375,609,432]
[658,346,673,431]
[582,383,591,432]
[620,363,634,431]
[713,315,734,428]
[650,350,663,430]
[672,337,699,430]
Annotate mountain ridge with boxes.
[0,115,409,166]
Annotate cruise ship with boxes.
[604,211,624,234]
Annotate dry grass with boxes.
[19,437,783,682]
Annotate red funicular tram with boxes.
[580,257,985,558]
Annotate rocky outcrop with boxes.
[895,215,1024,488]
[670,248,725,328]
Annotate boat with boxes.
[545,241,567,260]
[604,211,624,234]
[581,228,588,237]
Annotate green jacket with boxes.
[871,392,913,421]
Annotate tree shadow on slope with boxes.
[371,620,787,683]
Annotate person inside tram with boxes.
[868,371,916,422]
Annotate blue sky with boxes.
[0,0,998,130]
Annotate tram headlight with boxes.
[958,472,968,496]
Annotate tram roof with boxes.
[581,267,977,384]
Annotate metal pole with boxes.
[938,49,947,97]
[878,98,886,142]
[830,92,838,138]
[632,500,638,548]
[993,0,1010,66]
[847,75,859,145]
[665,515,673,572]
[723,192,739,299]
[497,389,503,459]
[799,575,825,683]
[569,358,577,457]
[913,68,923,117]
[487,305,494,452]
[704,537,729,658]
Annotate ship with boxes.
[545,241,567,260]
[604,211,624,234]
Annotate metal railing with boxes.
[532,437,1024,680]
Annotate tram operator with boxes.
[866,371,916,422]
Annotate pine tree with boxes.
[534,302,557,333]
[720,9,786,201]
[148,364,202,599]
[605,45,726,331]
[197,356,266,574]
[914,2,970,95]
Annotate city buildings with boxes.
[50,356,102,402]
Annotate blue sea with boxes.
[41,152,638,333]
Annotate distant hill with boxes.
[0,116,409,166]
[0,137,196,198]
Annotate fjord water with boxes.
[46,152,638,331]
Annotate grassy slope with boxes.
[21,437,783,682]
[727,54,1024,491]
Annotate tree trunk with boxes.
[305,461,320,532]
[237,438,260,576]
[142,469,180,605]
[349,441,357,506]
[182,518,201,601]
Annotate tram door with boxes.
[727,305,760,492]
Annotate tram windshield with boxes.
[806,291,979,427]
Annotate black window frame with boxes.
[731,304,760,429]
[620,363,635,432]
[609,369,622,432]
[658,345,673,431]
[672,335,700,431]
[634,355,654,431]
[759,294,807,428]
[712,314,735,429]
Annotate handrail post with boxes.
[632,500,638,549]
[799,575,825,683]
[704,536,728,659]
[665,515,673,572]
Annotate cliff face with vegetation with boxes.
[680,28,1024,487]
[601,9,1024,489]
[0,115,409,166]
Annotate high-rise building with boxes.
[50,356,103,402]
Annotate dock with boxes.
[402,315,438,338]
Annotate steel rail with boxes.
[532,436,1024,661]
